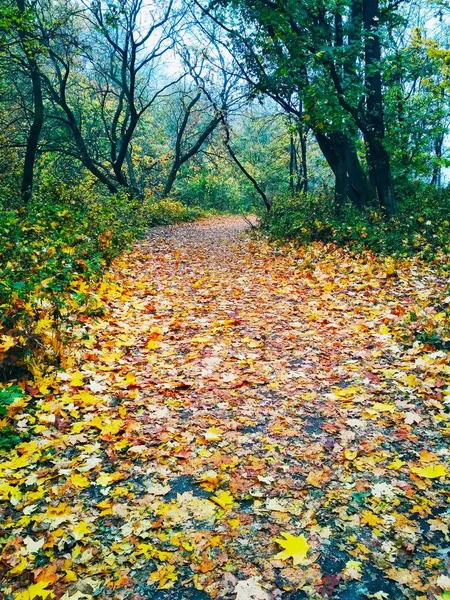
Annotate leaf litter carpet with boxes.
[1,217,450,600]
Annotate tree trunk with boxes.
[334,157,347,216]
[163,162,180,197]
[21,65,43,204]
[344,141,377,208]
[289,132,296,196]
[113,111,139,187]
[299,128,308,193]
[17,0,44,204]
[296,100,308,194]
[363,0,397,216]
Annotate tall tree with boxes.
[198,0,399,215]
[36,0,184,195]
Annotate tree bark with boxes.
[316,131,375,211]
[289,132,296,196]
[17,0,44,204]
[344,141,377,208]
[299,127,308,193]
[363,0,397,216]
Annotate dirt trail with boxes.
[1,216,449,600]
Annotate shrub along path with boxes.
[1,216,450,600]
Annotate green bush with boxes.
[147,198,207,226]
[0,385,25,450]
[0,180,151,378]
[263,184,450,256]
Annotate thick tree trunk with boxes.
[363,0,397,216]
[21,65,43,204]
[367,140,397,214]
[334,157,347,216]
[297,100,308,194]
[344,142,377,208]
[316,131,375,211]
[163,162,180,197]
[315,132,348,212]
[17,0,43,204]
[113,111,139,187]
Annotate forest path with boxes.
[2,216,450,600]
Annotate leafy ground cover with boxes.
[1,216,450,600]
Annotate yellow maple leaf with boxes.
[70,473,90,489]
[102,419,122,435]
[387,458,405,470]
[14,582,54,600]
[360,510,383,527]
[124,372,136,385]
[210,490,234,510]
[371,402,396,413]
[87,416,103,430]
[148,564,178,589]
[228,518,240,530]
[147,340,160,350]
[0,335,16,352]
[273,532,310,565]
[410,464,447,479]
[34,318,53,334]
[204,427,223,442]
[344,449,358,461]
[9,556,28,575]
[70,371,84,387]
[97,472,121,486]
[71,521,91,541]
[405,373,420,387]
[332,386,359,398]
[197,470,220,491]
[76,391,98,406]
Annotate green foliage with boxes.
[176,166,249,213]
[0,180,151,376]
[263,184,450,256]
[0,385,24,449]
[147,198,207,226]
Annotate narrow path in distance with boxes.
[1,216,449,600]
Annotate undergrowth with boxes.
[1,181,151,381]
[147,198,207,226]
[262,184,450,257]
[0,385,27,450]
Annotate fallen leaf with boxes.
[210,490,234,510]
[273,532,310,565]
[410,464,447,479]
